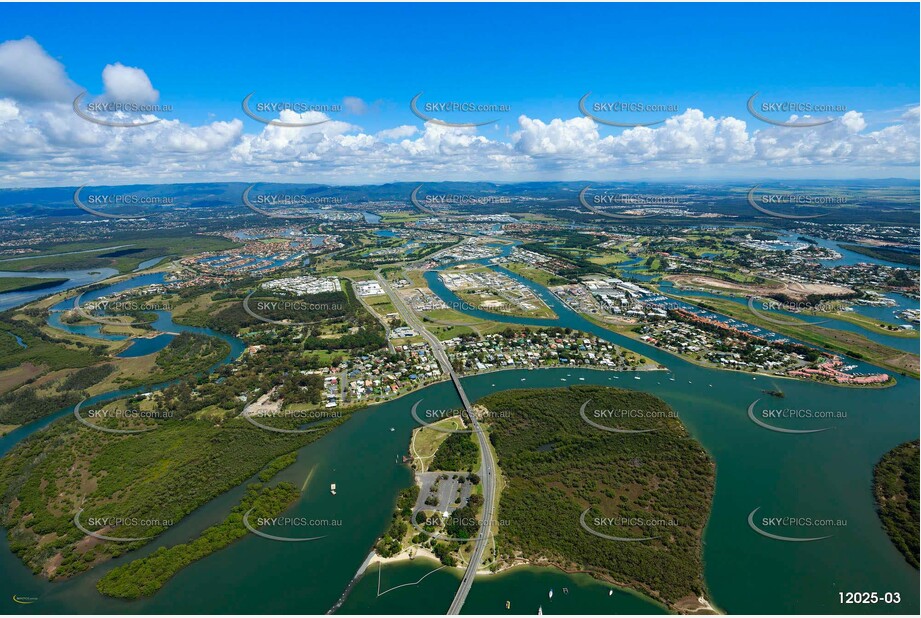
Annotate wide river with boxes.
[1,252,918,615]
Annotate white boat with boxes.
[608,590,613,596]
[538,607,543,615]
[330,483,337,495]
[549,589,553,599]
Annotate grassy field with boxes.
[411,416,464,473]
[455,289,557,320]
[0,277,68,294]
[501,261,569,286]
[419,305,507,340]
[0,362,45,395]
[1,235,237,274]
[380,211,425,223]
[811,309,918,338]
[587,254,629,266]
[841,244,919,266]
[362,294,398,319]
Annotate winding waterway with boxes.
[1,252,918,614]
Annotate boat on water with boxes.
[505,601,510,610]
[538,606,543,615]
[549,588,554,599]
[330,483,337,496]
[608,590,613,596]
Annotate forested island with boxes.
[874,440,920,569]
[479,385,715,613]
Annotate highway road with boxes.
[375,271,497,615]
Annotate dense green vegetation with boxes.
[444,493,483,540]
[480,385,714,608]
[0,277,68,294]
[0,364,115,425]
[376,485,419,558]
[223,289,352,328]
[0,409,352,578]
[431,432,479,472]
[258,452,298,482]
[96,481,299,598]
[204,283,386,353]
[841,244,919,266]
[521,241,605,278]
[0,332,227,426]
[124,332,230,387]
[874,440,920,569]
[2,233,238,273]
[0,315,107,372]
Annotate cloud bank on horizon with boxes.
[0,36,918,188]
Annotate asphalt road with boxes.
[376,271,497,615]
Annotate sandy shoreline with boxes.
[367,546,445,568]
[366,547,719,614]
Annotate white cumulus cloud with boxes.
[0,37,78,102]
[101,62,159,103]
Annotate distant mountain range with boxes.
[0,180,917,223]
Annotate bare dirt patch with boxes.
[666,275,853,301]
[0,362,47,394]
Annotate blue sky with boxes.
[0,3,918,185]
